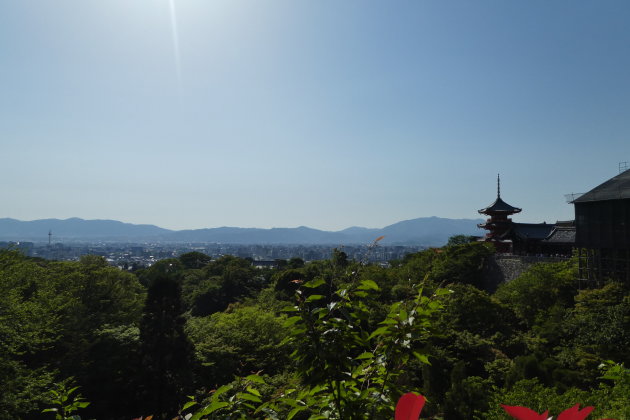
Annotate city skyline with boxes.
[1,1,629,231]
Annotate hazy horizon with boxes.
[0,214,485,232]
[2,1,628,231]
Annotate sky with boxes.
[1,1,629,231]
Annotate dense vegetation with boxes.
[0,242,628,419]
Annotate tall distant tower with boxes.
[48,230,52,246]
[478,174,522,253]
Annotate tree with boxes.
[186,305,290,386]
[447,235,477,247]
[179,251,212,270]
[181,256,264,316]
[556,282,630,384]
[182,272,450,419]
[138,264,194,419]
[0,251,58,418]
[331,248,349,269]
[0,250,146,419]
[429,242,494,288]
[494,259,577,327]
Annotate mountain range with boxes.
[0,217,484,246]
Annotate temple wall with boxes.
[482,254,569,292]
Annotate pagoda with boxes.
[478,175,522,252]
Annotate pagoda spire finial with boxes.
[497,173,501,198]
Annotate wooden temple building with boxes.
[478,175,575,256]
[478,168,630,284]
[572,168,630,283]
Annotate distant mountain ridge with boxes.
[0,218,171,240]
[0,217,484,246]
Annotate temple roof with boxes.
[500,223,576,244]
[478,197,522,214]
[502,223,554,240]
[573,168,630,203]
[543,226,576,244]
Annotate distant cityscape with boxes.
[0,240,425,269]
[0,215,484,268]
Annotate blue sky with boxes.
[1,1,629,231]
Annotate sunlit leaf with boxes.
[303,278,325,288]
[284,316,302,327]
[245,374,266,385]
[368,326,389,340]
[201,401,229,415]
[357,280,379,291]
[412,352,431,365]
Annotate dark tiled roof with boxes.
[504,223,555,240]
[478,197,522,214]
[574,169,630,202]
[544,227,576,244]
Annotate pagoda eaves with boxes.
[478,197,522,215]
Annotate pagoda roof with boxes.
[573,168,630,203]
[478,197,522,214]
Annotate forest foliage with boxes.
[0,241,628,419]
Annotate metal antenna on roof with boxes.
[497,174,501,198]
[619,162,628,173]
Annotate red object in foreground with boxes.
[501,404,550,420]
[395,393,426,420]
[502,403,618,420]
[557,404,594,420]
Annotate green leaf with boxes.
[389,302,402,313]
[287,406,306,420]
[283,316,302,327]
[303,278,325,288]
[356,351,374,360]
[357,279,380,291]
[413,351,431,365]
[67,386,80,395]
[279,398,301,408]
[238,392,262,403]
[245,374,266,385]
[211,384,232,400]
[399,309,408,321]
[201,401,229,415]
[368,326,390,340]
[434,287,454,296]
[246,386,261,397]
[183,400,198,410]
[305,294,325,302]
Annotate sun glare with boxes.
[167,0,182,88]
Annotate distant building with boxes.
[478,175,574,256]
[478,175,522,253]
[572,168,630,283]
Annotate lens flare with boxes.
[168,0,182,88]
